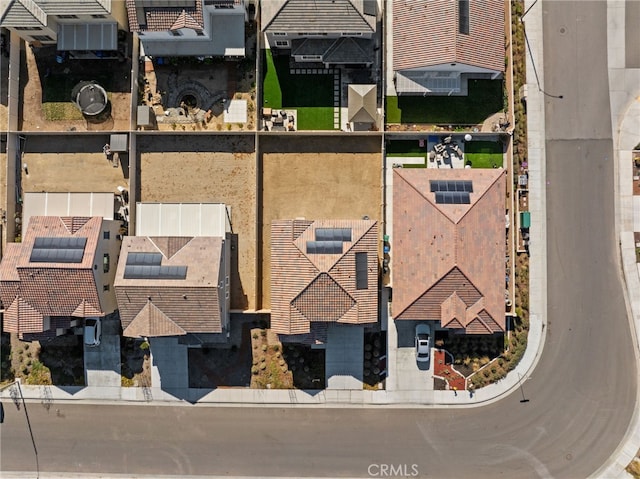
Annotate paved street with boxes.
[0,2,637,478]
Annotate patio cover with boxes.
[135,202,230,237]
[22,192,115,229]
[57,23,117,51]
[348,84,377,123]
[395,70,461,95]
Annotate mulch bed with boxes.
[433,349,466,391]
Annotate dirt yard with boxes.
[21,45,131,132]
[260,136,382,308]
[21,135,129,195]
[138,134,256,310]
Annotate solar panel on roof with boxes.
[430,180,473,193]
[435,191,471,204]
[123,264,187,280]
[306,241,343,254]
[126,252,163,266]
[33,236,87,249]
[30,248,84,263]
[315,228,352,242]
[30,236,87,263]
[355,252,368,290]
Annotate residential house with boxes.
[0,216,122,341]
[392,0,504,95]
[114,203,231,342]
[126,0,246,57]
[261,0,378,68]
[392,168,506,334]
[270,219,378,343]
[0,0,128,56]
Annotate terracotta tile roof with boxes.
[114,236,223,337]
[126,0,204,33]
[270,219,378,342]
[392,168,506,334]
[393,0,504,73]
[0,216,105,338]
[170,9,203,30]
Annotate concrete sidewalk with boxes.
[595,1,640,478]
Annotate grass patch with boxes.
[262,49,282,108]
[386,140,426,157]
[297,107,335,130]
[386,79,503,124]
[42,102,84,121]
[464,141,504,168]
[262,49,335,130]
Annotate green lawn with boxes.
[464,141,504,168]
[385,140,426,157]
[386,79,503,125]
[262,49,335,130]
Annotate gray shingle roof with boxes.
[263,0,375,34]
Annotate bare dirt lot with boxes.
[138,134,256,310]
[260,135,382,308]
[20,134,129,195]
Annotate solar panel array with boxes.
[126,252,162,266]
[306,241,344,255]
[315,228,352,242]
[435,191,471,204]
[306,228,354,255]
[30,236,87,263]
[355,252,368,289]
[123,251,187,280]
[430,180,473,193]
[123,264,187,280]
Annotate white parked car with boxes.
[415,324,431,363]
[84,318,102,347]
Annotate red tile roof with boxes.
[392,168,506,334]
[0,216,105,339]
[126,0,204,33]
[114,236,223,337]
[393,0,504,73]
[270,219,378,342]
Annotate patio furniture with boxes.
[273,116,284,126]
[435,144,445,153]
[429,151,435,162]
[443,150,449,159]
[444,136,452,144]
[262,107,272,119]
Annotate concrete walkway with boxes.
[594,2,640,477]
[326,324,364,390]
